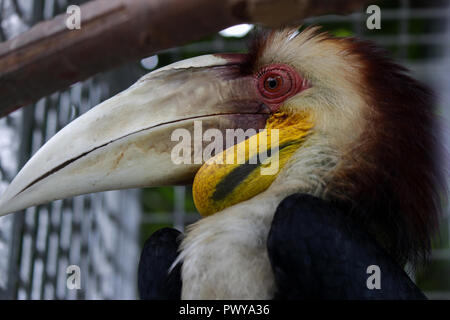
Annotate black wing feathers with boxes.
[138,228,182,300]
[267,194,426,300]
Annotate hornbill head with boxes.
[0,27,444,275]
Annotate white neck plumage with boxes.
[178,141,337,299]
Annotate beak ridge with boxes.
[0,54,268,216]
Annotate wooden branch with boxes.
[247,0,365,27]
[0,0,366,117]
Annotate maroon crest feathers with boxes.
[332,36,446,266]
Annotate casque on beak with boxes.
[0,54,270,216]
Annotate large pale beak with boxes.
[0,54,269,216]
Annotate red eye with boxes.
[264,75,283,92]
[256,64,307,110]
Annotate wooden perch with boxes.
[0,0,366,117]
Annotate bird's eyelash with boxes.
[256,65,287,78]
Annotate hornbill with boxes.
[0,27,444,299]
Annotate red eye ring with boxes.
[256,64,307,110]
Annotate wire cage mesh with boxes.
[0,0,449,300]
[0,0,142,300]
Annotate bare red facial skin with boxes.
[213,54,309,113]
[255,64,309,112]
